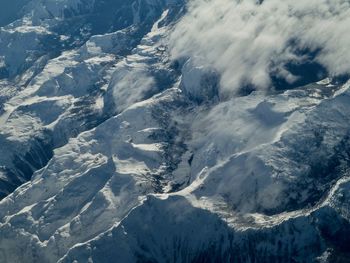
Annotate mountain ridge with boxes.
[0,0,350,262]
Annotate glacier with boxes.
[0,0,350,262]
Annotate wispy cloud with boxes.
[170,0,350,94]
[111,65,155,112]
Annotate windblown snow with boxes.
[0,0,350,262]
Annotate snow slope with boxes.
[0,0,350,262]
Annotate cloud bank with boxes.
[170,0,350,94]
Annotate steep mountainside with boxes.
[0,0,350,262]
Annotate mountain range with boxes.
[0,0,350,262]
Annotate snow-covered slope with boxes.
[0,0,183,198]
[1,0,350,262]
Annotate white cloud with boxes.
[111,66,155,112]
[169,0,350,95]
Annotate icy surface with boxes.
[0,0,350,262]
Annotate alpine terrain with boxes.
[0,0,350,262]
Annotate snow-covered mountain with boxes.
[0,0,350,262]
